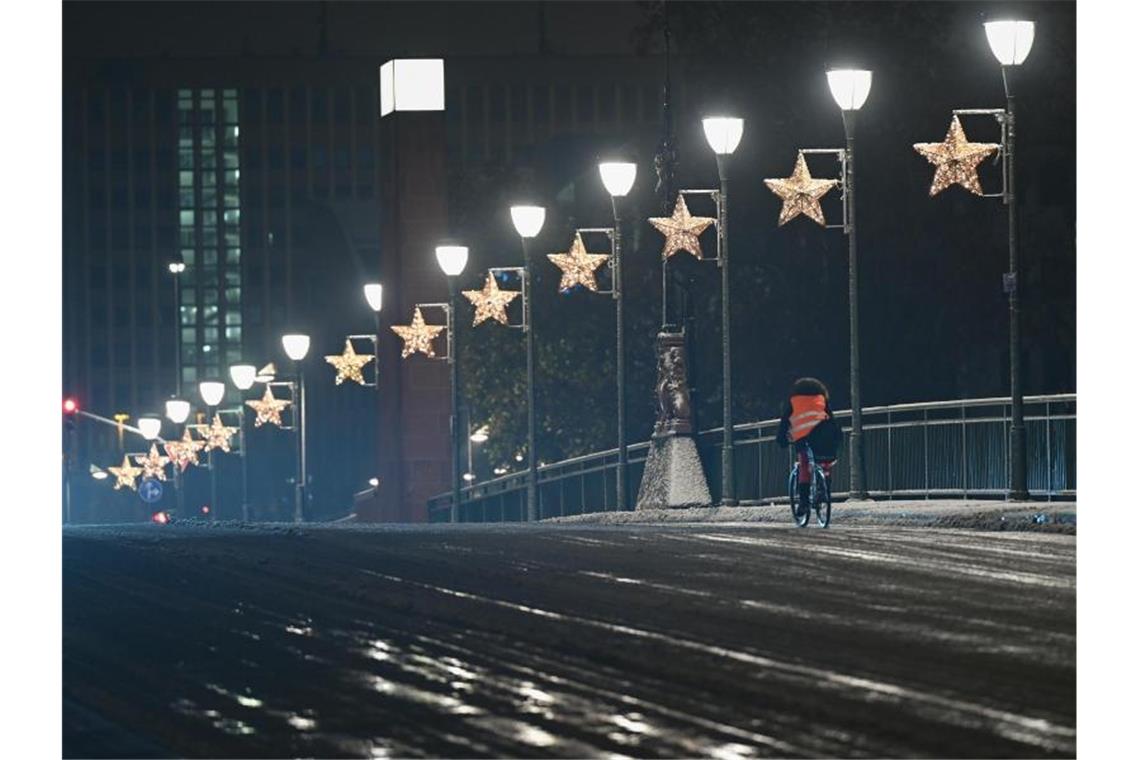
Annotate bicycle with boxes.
[787,444,833,528]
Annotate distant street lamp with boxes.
[198,380,226,519]
[702,116,743,506]
[598,160,636,510]
[229,363,257,521]
[282,334,311,522]
[436,244,469,522]
[827,68,873,500]
[137,415,162,441]
[168,260,186,395]
[510,204,545,521]
[89,464,108,481]
[164,397,191,516]
[984,19,1034,500]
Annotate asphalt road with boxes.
[63,523,1075,758]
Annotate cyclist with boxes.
[777,377,842,517]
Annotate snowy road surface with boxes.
[63,523,1075,758]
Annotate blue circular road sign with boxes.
[139,478,164,504]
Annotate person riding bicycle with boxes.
[777,377,842,517]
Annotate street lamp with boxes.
[510,204,545,521]
[164,397,191,516]
[168,260,186,395]
[598,160,636,510]
[89,464,108,480]
[362,282,385,513]
[702,115,743,506]
[229,363,257,521]
[984,19,1034,500]
[198,380,225,519]
[827,68,873,501]
[436,244,469,522]
[281,334,310,522]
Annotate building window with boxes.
[176,88,242,385]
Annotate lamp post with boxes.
[510,204,545,521]
[282,334,311,522]
[701,116,744,506]
[229,363,257,521]
[435,245,469,522]
[598,161,637,510]
[168,260,186,395]
[984,19,1034,500]
[198,380,226,519]
[827,68,873,500]
[165,397,191,517]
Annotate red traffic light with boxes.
[151,511,169,525]
[63,398,78,414]
[201,505,210,515]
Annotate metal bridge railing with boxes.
[427,393,1075,523]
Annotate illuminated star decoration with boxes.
[108,455,143,491]
[245,386,291,428]
[462,273,521,326]
[194,414,238,453]
[391,307,446,358]
[325,339,374,386]
[913,115,1000,196]
[547,233,610,293]
[648,194,717,260]
[133,443,170,481]
[764,152,839,227]
[164,429,205,472]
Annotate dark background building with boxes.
[62,1,1075,523]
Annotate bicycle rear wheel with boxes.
[814,469,832,528]
[789,467,810,528]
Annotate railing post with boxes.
[923,408,929,498]
[886,408,893,496]
[1045,399,1052,501]
[961,403,968,499]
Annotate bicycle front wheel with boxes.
[815,469,832,528]
[789,467,810,528]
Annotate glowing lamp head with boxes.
[168,261,186,274]
[282,334,311,361]
[137,415,163,441]
[469,426,489,444]
[363,283,384,313]
[229,364,257,391]
[510,205,546,239]
[198,380,226,407]
[463,472,476,482]
[435,245,469,277]
[702,117,744,155]
[827,69,873,111]
[165,398,191,424]
[984,20,1035,66]
[368,477,380,488]
[599,162,637,197]
[90,464,108,480]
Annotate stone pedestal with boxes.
[636,435,712,509]
[635,330,712,510]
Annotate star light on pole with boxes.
[648,194,716,260]
[134,444,170,481]
[245,385,291,427]
[108,455,143,491]
[164,429,204,472]
[547,232,610,293]
[324,339,375,385]
[764,152,840,226]
[913,116,1000,196]
[462,272,520,326]
[391,307,446,358]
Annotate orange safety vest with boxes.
[789,394,828,442]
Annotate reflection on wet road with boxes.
[63,524,1075,758]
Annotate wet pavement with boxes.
[63,523,1075,758]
